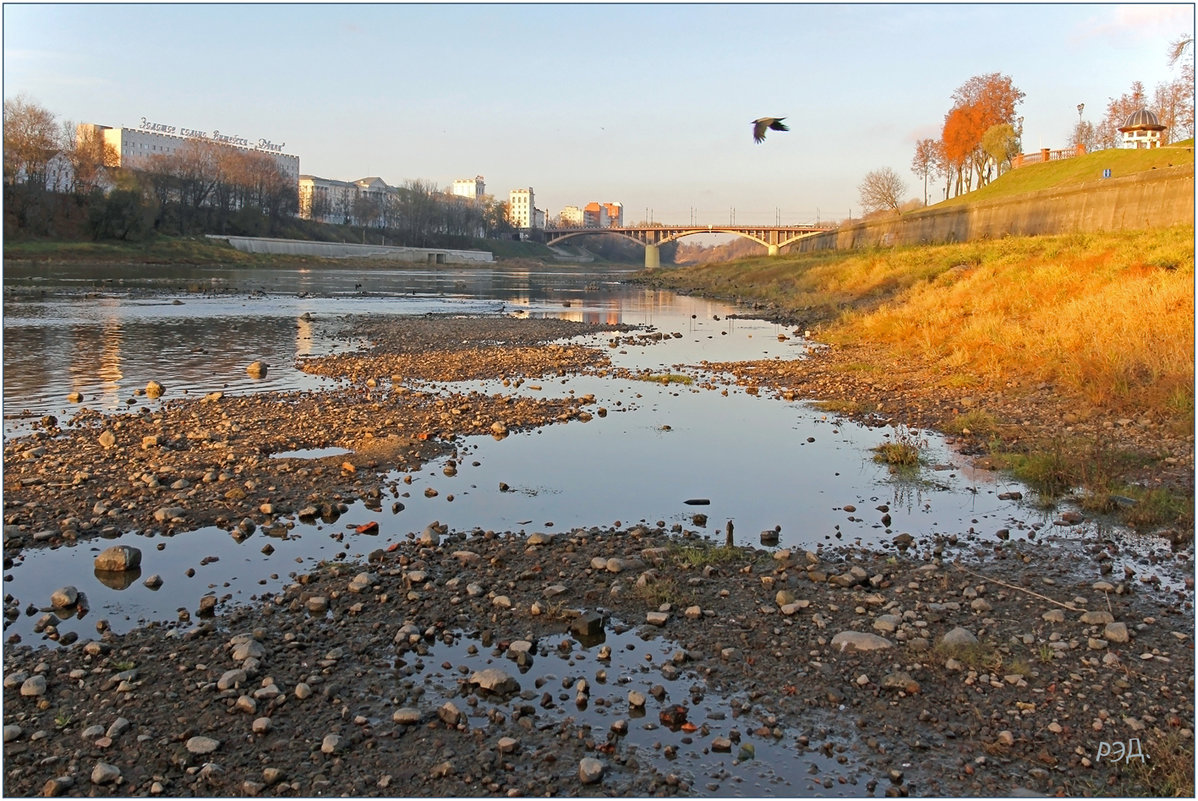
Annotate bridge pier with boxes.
[768,244,779,256]
[644,244,660,269]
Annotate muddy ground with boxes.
[3,313,1194,797]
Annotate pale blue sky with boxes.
[3,2,1193,225]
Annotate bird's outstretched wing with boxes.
[752,117,788,144]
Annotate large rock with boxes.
[470,668,520,695]
[94,546,141,572]
[939,626,979,649]
[50,586,79,609]
[831,631,894,652]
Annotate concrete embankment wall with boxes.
[793,163,1194,252]
[208,235,493,264]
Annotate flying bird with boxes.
[752,117,789,144]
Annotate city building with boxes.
[298,175,358,224]
[558,205,584,227]
[451,175,486,201]
[508,187,535,229]
[583,202,609,228]
[602,202,623,227]
[77,119,299,182]
[298,176,398,226]
[1118,108,1167,149]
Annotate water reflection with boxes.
[2,260,1178,650]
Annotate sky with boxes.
[2,1,1194,226]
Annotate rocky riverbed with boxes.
[3,313,1194,797]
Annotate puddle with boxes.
[270,446,353,460]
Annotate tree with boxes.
[981,123,1019,179]
[3,95,60,189]
[1163,34,1195,141]
[942,73,1025,191]
[1097,81,1146,149]
[910,138,942,206]
[858,167,906,215]
[1169,34,1194,66]
[62,122,117,195]
[1069,120,1099,153]
[942,104,983,196]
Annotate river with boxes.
[2,259,1133,646]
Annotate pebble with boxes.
[578,757,605,785]
[20,675,47,697]
[49,586,78,608]
[830,631,894,652]
[1103,622,1130,643]
[939,626,978,649]
[90,762,121,785]
[185,736,220,755]
[93,545,141,572]
[392,708,421,725]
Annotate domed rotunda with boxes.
[1117,108,1167,149]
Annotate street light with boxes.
[1077,103,1085,124]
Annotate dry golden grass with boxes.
[823,227,1194,414]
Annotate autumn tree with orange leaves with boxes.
[939,73,1024,197]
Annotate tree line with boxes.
[857,34,1194,216]
[3,95,516,246]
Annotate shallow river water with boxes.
[2,260,1146,644]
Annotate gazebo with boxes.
[1118,108,1167,149]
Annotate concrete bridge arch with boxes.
[541,224,835,267]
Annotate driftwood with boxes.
[952,560,1083,611]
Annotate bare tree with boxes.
[61,122,117,194]
[1097,81,1146,149]
[1169,34,1194,66]
[3,95,60,189]
[910,138,942,206]
[1163,35,1195,141]
[1069,120,1099,153]
[858,167,907,215]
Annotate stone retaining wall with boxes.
[794,162,1194,252]
[208,235,493,264]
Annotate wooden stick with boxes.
[952,561,1083,612]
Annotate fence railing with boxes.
[1012,144,1087,169]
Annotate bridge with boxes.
[534,223,837,268]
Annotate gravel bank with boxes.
[4,313,1194,797]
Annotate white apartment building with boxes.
[298,175,398,226]
[298,175,358,224]
[451,175,486,201]
[558,205,584,227]
[508,187,535,229]
[77,119,299,182]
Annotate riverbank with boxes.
[1,232,602,269]
[638,226,1195,536]
[3,311,1194,798]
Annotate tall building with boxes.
[602,202,623,227]
[452,175,486,200]
[558,205,584,227]
[76,120,299,182]
[509,187,535,229]
[583,202,609,228]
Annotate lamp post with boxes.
[1077,103,1084,125]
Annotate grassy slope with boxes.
[935,139,1193,206]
